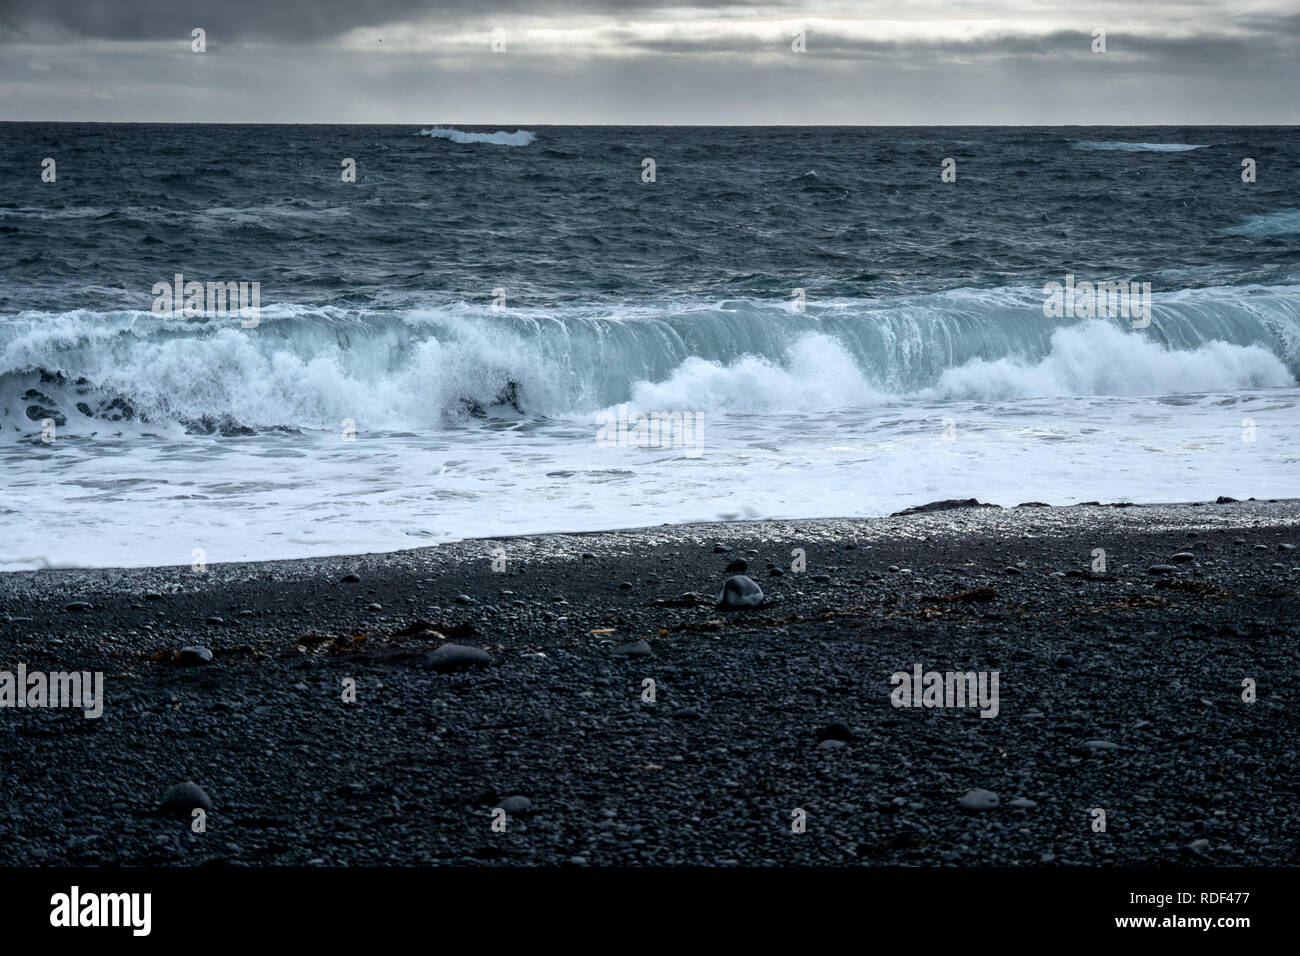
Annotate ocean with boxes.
[1,123,1297,570]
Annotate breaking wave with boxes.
[2,284,1296,437]
[418,126,536,146]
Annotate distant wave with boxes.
[1073,141,1209,152]
[1224,209,1300,236]
[418,126,535,146]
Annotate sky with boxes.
[1,1,1296,124]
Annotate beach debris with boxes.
[716,575,764,610]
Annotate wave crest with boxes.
[418,126,536,146]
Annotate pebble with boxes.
[1083,739,1120,751]
[1007,798,1038,809]
[1147,565,1176,575]
[499,795,531,814]
[957,789,999,811]
[611,639,652,658]
[340,573,361,583]
[725,559,748,573]
[426,644,491,671]
[716,575,764,610]
[177,645,213,665]
[160,781,213,816]
[454,594,474,604]
[816,722,855,742]
[1170,552,1195,563]
[65,602,92,613]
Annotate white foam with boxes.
[1224,209,1300,236]
[929,320,1293,400]
[418,126,536,147]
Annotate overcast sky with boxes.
[1,1,1296,124]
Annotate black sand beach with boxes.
[2,499,1298,866]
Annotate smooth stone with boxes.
[499,795,531,814]
[426,644,491,671]
[1170,552,1195,562]
[1147,565,1176,574]
[716,575,763,610]
[611,639,652,658]
[1083,739,1120,751]
[957,789,999,811]
[160,781,213,816]
[725,559,749,573]
[1007,798,1038,809]
[816,722,855,742]
[177,645,213,665]
[339,573,361,583]
[65,602,92,612]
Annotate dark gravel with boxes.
[1,499,1298,866]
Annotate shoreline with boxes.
[2,498,1298,865]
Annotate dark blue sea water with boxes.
[1,124,1298,568]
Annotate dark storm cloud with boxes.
[0,0,781,42]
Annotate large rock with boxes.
[892,498,1001,517]
[715,575,763,610]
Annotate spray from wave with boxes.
[418,126,536,147]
